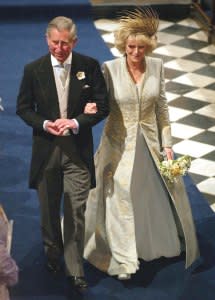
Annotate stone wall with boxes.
[90,0,191,5]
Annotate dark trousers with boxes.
[37,137,90,276]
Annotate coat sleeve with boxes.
[155,60,172,148]
[75,59,109,129]
[16,64,46,131]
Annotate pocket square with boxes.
[83,84,90,89]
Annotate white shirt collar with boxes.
[51,52,72,67]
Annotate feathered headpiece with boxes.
[118,7,159,38]
[114,7,159,54]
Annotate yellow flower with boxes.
[171,165,181,176]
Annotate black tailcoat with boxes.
[17,51,109,189]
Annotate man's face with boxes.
[46,28,77,63]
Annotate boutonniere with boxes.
[76,71,85,80]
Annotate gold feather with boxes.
[118,7,159,38]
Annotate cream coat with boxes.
[84,56,199,275]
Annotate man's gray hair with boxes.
[46,16,77,41]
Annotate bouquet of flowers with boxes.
[159,155,191,183]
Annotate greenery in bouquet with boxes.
[159,155,191,183]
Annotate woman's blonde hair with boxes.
[114,7,159,55]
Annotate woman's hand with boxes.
[164,147,174,160]
[84,102,97,114]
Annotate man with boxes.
[16,16,109,289]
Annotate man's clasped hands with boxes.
[45,102,97,136]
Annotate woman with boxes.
[0,206,18,300]
[84,8,199,280]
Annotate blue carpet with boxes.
[0,1,215,299]
[0,0,94,20]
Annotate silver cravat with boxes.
[59,64,68,87]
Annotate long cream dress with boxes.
[84,56,199,276]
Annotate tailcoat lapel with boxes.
[36,54,60,118]
[67,52,86,118]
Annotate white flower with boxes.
[159,155,191,183]
[76,71,85,80]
